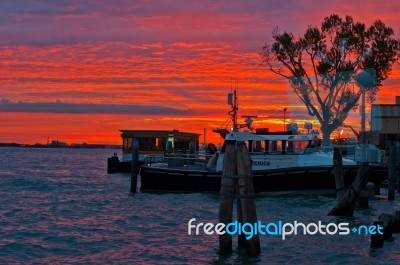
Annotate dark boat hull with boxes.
[140,165,388,193]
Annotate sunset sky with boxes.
[1,0,399,145]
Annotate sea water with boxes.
[1,147,400,264]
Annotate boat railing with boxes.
[322,144,386,165]
[143,153,214,170]
[143,154,166,165]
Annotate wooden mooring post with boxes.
[333,148,346,200]
[328,162,372,216]
[236,142,260,255]
[388,146,396,200]
[370,211,400,248]
[219,140,236,253]
[371,221,384,248]
[378,213,393,240]
[130,138,139,193]
[396,146,400,194]
[333,147,373,207]
[358,182,375,208]
[219,140,260,255]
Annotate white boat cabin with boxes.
[224,131,320,154]
[215,131,357,172]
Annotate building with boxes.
[369,96,400,150]
[120,129,200,162]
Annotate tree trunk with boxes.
[321,121,341,147]
[321,127,332,147]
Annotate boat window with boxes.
[248,140,253,152]
[138,137,158,151]
[269,141,290,153]
[156,138,167,150]
[265,140,270,153]
[296,140,315,153]
[123,137,167,152]
[174,138,197,153]
[121,133,199,154]
[282,140,287,153]
[271,141,278,152]
[253,141,264,152]
[124,137,132,152]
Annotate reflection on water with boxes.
[1,147,400,264]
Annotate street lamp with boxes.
[355,70,372,162]
[355,70,372,145]
[283,108,287,131]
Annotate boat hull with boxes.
[140,165,387,193]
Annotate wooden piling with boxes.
[374,184,381,195]
[371,221,384,248]
[391,211,400,233]
[130,138,139,193]
[379,213,393,240]
[396,147,400,194]
[107,153,120,173]
[358,182,375,208]
[357,197,368,208]
[219,140,260,255]
[333,147,346,200]
[370,211,400,248]
[328,163,372,216]
[219,140,236,254]
[236,182,246,248]
[236,142,260,255]
[388,146,396,200]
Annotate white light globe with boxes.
[355,70,372,88]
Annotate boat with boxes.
[140,91,387,193]
[140,132,387,193]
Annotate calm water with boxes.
[1,147,400,264]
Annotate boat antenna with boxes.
[214,78,254,135]
[227,77,239,132]
[233,89,238,131]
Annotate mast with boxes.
[228,90,239,132]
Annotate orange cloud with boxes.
[0,2,399,145]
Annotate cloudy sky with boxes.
[1,0,399,144]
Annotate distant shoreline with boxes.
[0,143,120,149]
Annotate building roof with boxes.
[119,129,201,137]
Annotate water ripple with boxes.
[1,147,400,264]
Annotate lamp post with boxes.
[361,88,366,144]
[283,108,287,131]
[355,70,372,145]
[355,70,372,162]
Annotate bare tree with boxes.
[261,14,400,146]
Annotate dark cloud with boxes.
[0,101,192,115]
[23,90,110,99]
[2,0,399,61]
